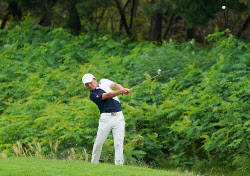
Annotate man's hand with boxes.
[111,82,130,96]
[102,88,130,100]
[121,88,130,95]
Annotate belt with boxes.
[101,111,122,116]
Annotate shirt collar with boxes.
[91,87,100,92]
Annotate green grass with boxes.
[0,157,193,176]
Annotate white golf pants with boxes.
[91,111,125,165]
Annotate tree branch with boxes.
[163,13,175,40]
[237,15,250,38]
[114,0,131,35]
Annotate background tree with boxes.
[66,0,81,34]
[0,0,22,29]
[170,0,223,40]
[141,0,165,43]
[231,0,250,38]
[0,0,249,40]
[37,0,57,26]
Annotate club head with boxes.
[157,69,162,76]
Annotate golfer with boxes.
[82,73,130,165]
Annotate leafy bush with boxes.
[0,22,249,175]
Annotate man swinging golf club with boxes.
[82,73,130,165]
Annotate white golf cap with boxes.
[82,73,95,86]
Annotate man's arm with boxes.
[102,82,130,100]
[102,88,130,100]
[111,82,123,90]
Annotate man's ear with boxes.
[93,78,98,83]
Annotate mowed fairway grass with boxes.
[0,157,193,176]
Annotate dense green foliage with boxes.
[0,22,249,175]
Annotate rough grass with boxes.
[0,157,194,176]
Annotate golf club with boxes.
[130,69,162,91]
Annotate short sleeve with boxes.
[101,78,113,87]
[90,91,103,103]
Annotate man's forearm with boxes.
[102,90,124,100]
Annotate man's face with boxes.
[85,78,99,90]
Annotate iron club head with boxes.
[157,69,162,76]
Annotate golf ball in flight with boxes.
[222,6,226,9]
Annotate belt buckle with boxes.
[111,112,117,116]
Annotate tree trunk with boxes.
[109,12,115,32]
[1,6,10,29]
[129,0,135,30]
[9,2,22,20]
[39,8,51,26]
[237,15,250,38]
[1,2,22,29]
[39,0,57,27]
[186,27,195,40]
[67,0,81,34]
[96,9,106,31]
[114,0,131,35]
[123,0,131,11]
[149,12,163,43]
[1,12,10,29]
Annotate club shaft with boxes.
[130,75,159,90]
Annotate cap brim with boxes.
[83,78,93,86]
